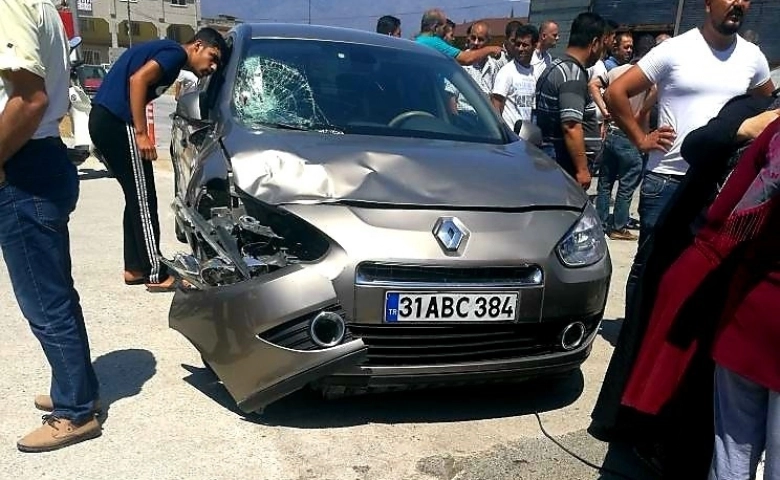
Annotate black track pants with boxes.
[89,104,168,283]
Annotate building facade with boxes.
[74,0,201,64]
[528,0,779,66]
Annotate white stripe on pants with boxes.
[125,125,162,284]
[709,364,779,480]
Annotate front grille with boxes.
[355,263,543,286]
[258,305,352,351]
[347,316,599,367]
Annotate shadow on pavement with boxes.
[181,364,586,428]
[78,167,113,181]
[94,348,157,419]
[599,318,624,347]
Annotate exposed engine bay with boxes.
[166,193,329,290]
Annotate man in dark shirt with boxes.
[535,12,607,189]
[89,28,227,291]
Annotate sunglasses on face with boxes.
[469,35,487,42]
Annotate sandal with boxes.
[145,276,180,293]
[124,270,146,285]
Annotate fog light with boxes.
[560,322,586,351]
[309,311,346,348]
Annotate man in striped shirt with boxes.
[535,12,607,189]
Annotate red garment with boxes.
[622,117,780,414]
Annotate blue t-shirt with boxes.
[415,35,461,59]
[93,39,187,123]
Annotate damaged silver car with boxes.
[167,23,612,414]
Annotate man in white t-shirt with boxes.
[0,0,101,451]
[491,23,538,130]
[606,1,773,247]
[462,21,499,95]
[530,20,558,82]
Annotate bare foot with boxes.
[145,275,178,293]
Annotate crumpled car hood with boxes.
[222,129,587,209]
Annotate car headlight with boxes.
[556,211,607,268]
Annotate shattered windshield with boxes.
[232,39,506,144]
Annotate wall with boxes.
[528,0,593,58]
[76,0,200,64]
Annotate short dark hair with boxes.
[634,33,655,58]
[514,24,539,45]
[505,20,523,38]
[446,19,456,30]
[568,12,606,49]
[188,27,229,64]
[376,15,401,35]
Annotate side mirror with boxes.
[68,36,83,66]
[514,120,543,147]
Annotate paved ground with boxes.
[0,111,660,479]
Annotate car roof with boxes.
[241,23,446,59]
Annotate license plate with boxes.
[384,292,518,322]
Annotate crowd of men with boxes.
[1,2,778,477]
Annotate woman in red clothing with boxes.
[591,92,780,478]
[622,115,780,479]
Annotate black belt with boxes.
[647,171,685,183]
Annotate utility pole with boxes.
[127,0,133,47]
[308,0,311,24]
[673,0,685,36]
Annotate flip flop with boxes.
[145,278,179,293]
[125,277,146,286]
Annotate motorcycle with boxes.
[64,36,109,172]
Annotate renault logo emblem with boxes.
[433,217,470,254]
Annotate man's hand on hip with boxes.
[638,125,676,153]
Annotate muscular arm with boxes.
[561,120,589,177]
[0,70,48,167]
[456,46,501,66]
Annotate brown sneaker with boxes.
[17,415,102,453]
[34,395,101,414]
[608,228,639,241]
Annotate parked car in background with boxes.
[75,63,107,98]
[167,23,612,414]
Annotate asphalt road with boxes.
[0,102,660,480]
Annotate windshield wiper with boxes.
[254,121,344,134]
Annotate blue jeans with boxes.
[595,132,643,231]
[710,365,779,480]
[624,171,682,319]
[0,139,99,424]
